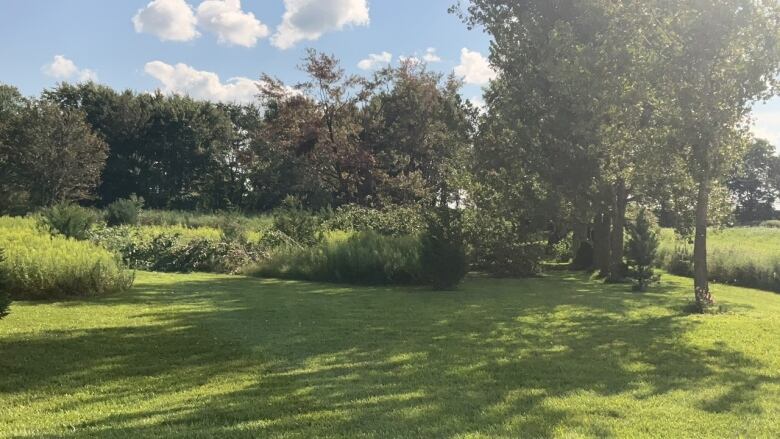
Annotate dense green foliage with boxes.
[39,203,102,240]
[0,99,107,211]
[90,225,263,274]
[727,139,780,224]
[3,271,780,437]
[104,196,143,226]
[421,208,467,290]
[658,227,780,292]
[249,231,422,285]
[626,209,660,291]
[0,217,134,299]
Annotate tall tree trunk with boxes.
[592,209,611,277]
[694,179,714,309]
[608,179,628,282]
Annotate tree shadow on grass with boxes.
[2,272,777,438]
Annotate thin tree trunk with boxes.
[571,221,588,260]
[608,179,628,282]
[694,179,714,309]
[592,210,611,277]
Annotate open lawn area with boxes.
[2,272,780,438]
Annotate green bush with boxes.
[323,204,425,236]
[465,214,545,277]
[421,208,467,290]
[91,226,263,274]
[39,203,102,240]
[249,231,422,285]
[758,220,780,228]
[0,217,134,299]
[105,196,143,226]
[272,196,323,246]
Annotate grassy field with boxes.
[2,272,779,437]
[658,227,780,291]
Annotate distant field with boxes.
[659,227,780,292]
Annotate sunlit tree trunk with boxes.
[694,178,713,309]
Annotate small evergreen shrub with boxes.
[272,196,322,246]
[421,207,467,290]
[626,208,660,292]
[105,196,143,226]
[39,203,102,240]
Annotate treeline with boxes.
[3,0,780,310]
[0,50,474,213]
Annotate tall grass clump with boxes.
[249,231,422,285]
[0,217,134,299]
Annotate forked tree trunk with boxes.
[608,179,628,282]
[694,179,714,309]
[592,210,611,277]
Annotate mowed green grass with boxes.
[2,272,780,438]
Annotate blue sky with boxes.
[1,0,778,145]
[0,0,493,106]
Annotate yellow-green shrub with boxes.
[0,217,134,299]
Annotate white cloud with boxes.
[752,108,780,148]
[42,55,98,82]
[398,56,421,65]
[144,61,258,103]
[271,0,369,50]
[132,0,199,42]
[422,48,441,63]
[196,0,269,47]
[454,48,496,86]
[357,52,392,70]
[469,96,486,113]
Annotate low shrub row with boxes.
[247,231,423,285]
[0,217,134,299]
[90,226,265,274]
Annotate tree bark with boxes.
[694,179,714,309]
[592,209,611,277]
[608,179,628,282]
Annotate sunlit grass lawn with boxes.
[2,271,780,438]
